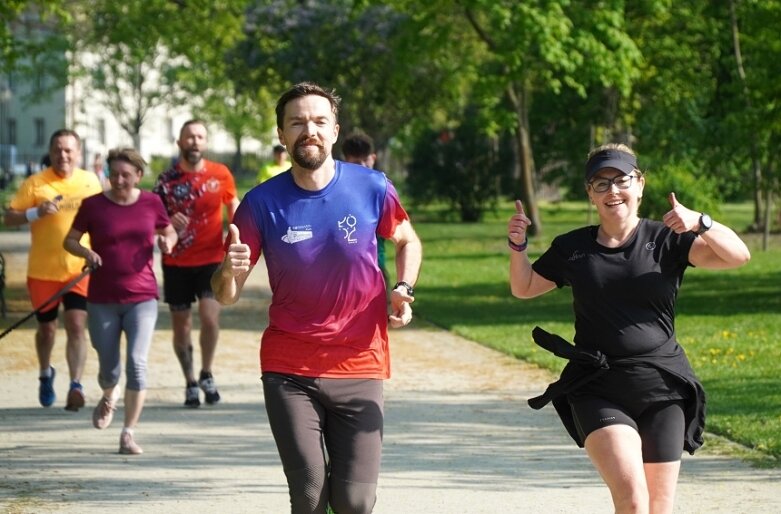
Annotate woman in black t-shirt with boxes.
[507,143,751,514]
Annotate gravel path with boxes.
[1,229,779,513]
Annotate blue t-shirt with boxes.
[233,161,409,378]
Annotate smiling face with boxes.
[49,135,82,177]
[587,167,645,222]
[108,159,142,195]
[277,95,339,171]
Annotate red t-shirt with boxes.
[153,160,237,266]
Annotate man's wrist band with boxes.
[25,207,40,222]
[508,237,528,252]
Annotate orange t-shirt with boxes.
[153,160,237,267]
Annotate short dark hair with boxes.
[342,132,374,159]
[49,129,81,150]
[275,82,340,129]
[107,147,147,176]
[272,144,286,154]
[179,119,208,138]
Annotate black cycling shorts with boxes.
[570,395,685,463]
[36,292,87,323]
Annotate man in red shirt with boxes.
[153,120,239,408]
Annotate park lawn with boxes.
[404,200,781,466]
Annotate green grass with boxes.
[405,200,781,466]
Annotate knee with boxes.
[612,487,649,514]
[126,359,147,390]
[329,478,377,514]
[37,321,57,340]
[285,465,327,514]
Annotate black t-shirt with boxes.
[532,219,697,403]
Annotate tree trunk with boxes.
[508,82,541,236]
[232,133,243,174]
[730,0,763,230]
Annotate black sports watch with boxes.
[393,281,414,297]
[695,213,712,235]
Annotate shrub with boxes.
[640,159,721,220]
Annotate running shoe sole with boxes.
[65,386,85,412]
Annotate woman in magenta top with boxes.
[64,147,177,455]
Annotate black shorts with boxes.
[162,263,219,311]
[570,395,685,463]
[36,292,87,323]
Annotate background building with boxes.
[0,61,265,177]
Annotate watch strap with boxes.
[393,281,414,297]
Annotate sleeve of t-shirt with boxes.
[152,194,171,230]
[531,237,570,288]
[676,230,697,267]
[222,168,238,205]
[70,198,92,234]
[229,199,263,265]
[8,177,35,211]
[376,178,409,239]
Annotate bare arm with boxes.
[156,224,179,255]
[210,224,252,305]
[4,196,63,227]
[63,228,102,268]
[507,200,556,299]
[387,219,422,328]
[227,197,240,221]
[663,193,751,270]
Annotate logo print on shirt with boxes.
[204,178,221,193]
[568,250,586,261]
[645,242,657,250]
[281,226,313,244]
[338,215,358,244]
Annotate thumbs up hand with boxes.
[508,200,532,245]
[224,224,251,274]
[662,192,700,234]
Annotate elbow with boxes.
[726,244,752,268]
[737,249,751,267]
[510,284,533,299]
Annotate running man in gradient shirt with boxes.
[212,82,422,514]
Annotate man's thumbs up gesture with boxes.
[662,192,702,234]
[224,223,251,274]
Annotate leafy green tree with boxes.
[407,106,513,222]
[232,0,467,154]
[390,0,643,235]
[68,1,252,154]
[724,0,781,235]
[1,1,71,101]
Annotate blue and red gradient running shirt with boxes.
[232,161,409,379]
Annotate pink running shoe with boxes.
[92,396,115,430]
[119,431,143,455]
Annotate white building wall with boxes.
[2,50,267,174]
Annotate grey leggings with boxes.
[87,300,157,391]
[262,373,384,514]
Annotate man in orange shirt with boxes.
[4,129,103,410]
[153,120,239,408]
